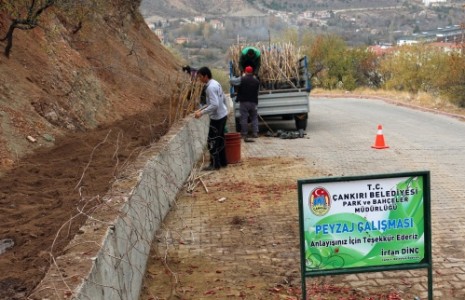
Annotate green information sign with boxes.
[298,171,432,299]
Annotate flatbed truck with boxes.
[229,56,311,132]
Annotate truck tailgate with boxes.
[234,91,309,117]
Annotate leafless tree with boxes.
[0,0,55,57]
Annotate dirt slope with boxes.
[0,2,183,299]
[0,3,179,172]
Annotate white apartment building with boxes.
[423,0,447,6]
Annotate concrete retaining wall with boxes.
[33,115,209,300]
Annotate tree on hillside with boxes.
[274,28,298,45]
[305,34,348,89]
[178,23,199,37]
[0,0,55,57]
[273,27,314,49]
[378,44,448,94]
[436,52,465,107]
[348,47,381,88]
[0,0,104,57]
[201,23,212,39]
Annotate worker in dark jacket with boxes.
[239,46,261,76]
[231,66,260,142]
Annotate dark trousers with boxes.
[239,102,258,137]
[208,116,228,168]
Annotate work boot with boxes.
[251,133,258,138]
[244,136,255,143]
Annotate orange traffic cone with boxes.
[371,124,389,149]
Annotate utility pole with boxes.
[461,5,465,48]
[268,29,271,49]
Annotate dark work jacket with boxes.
[236,75,260,104]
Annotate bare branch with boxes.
[0,0,56,57]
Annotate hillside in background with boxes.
[141,0,453,18]
[140,0,263,18]
[141,0,465,68]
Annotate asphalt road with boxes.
[244,96,465,299]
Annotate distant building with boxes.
[175,37,189,45]
[367,45,394,56]
[275,12,290,23]
[299,10,330,21]
[194,16,206,23]
[297,11,329,26]
[435,25,465,43]
[303,11,313,18]
[154,29,164,43]
[423,0,447,6]
[316,11,331,19]
[397,25,465,45]
[396,34,436,46]
[429,42,462,53]
[210,19,224,30]
[144,18,170,29]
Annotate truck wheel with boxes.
[235,117,241,133]
[295,114,308,131]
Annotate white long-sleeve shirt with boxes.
[201,79,228,120]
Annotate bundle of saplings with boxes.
[229,42,304,89]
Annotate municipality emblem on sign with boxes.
[309,187,330,216]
